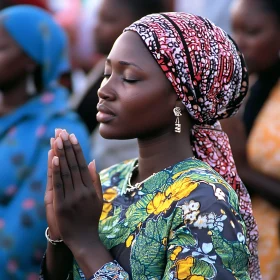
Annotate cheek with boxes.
[121,91,174,129]
[248,30,279,55]
[0,53,24,81]
[244,33,279,71]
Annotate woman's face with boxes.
[94,0,136,55]
[97,31,177,140]
[231,0,280,74]
[0,26,30,90]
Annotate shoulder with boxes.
[166,158,240,215]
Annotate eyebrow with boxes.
[106,59,144,71]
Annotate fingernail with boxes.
[48,149,53,157]
[50,138,54,147]
[92,159,96,170]
[56,137,63,149]
[55,128,60,138]
[60,130,68,141]
[70,134,78,145]
[53,156,59,166]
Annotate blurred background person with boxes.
[222,0,280,278]
[0,5,89,279]
[174,0,235,34]
[72,0,172,171]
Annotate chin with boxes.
[98,124,136,140]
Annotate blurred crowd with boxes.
[0,0,279,279]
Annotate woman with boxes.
[0,5,89,279]
[74,0,169,171]
[42,13,260,279]
[222,0,280,278]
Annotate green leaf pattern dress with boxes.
[73,157,250,279]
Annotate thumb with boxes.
[88,160,103,201]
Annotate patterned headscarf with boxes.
[0,5,69,89]
[125,12,261,279]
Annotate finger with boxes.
[46,149,54,193]
[60,130,84,187]
[55,128,63,139]
[50,138,55,149]
[69,133,92,186]
[89,160,103,201]
[52,156,65,199]
[54,136,74,195]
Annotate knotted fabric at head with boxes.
[125,12,260,279]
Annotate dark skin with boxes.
[45,31,194,278]
[231,0,280,74]
[94,0,139,55]
[221,0,280,204]
[0,26,36,116]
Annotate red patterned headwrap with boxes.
[125,12,260,279]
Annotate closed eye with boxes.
[123,78,138,84]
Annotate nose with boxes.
[97,78,117,101]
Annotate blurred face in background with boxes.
[94,0,137,55]
[231,0,280,74]
[0,25,32,91]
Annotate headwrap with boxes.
[125,12,260,279]
[0,5,70,89]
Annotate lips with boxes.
[96,103,116,123]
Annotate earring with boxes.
[173,107,182,133]
[26,73,36,96]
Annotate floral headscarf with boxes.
[125,12,261,279]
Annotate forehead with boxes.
[107,31,159,70]
[232,0,276,21]
[0,25,12,42]
[99,0,131,18]
[0,25,20,49]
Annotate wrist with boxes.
[45,227,63,246]
[72,239,113,279]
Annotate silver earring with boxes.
[173,107,182,133]
[26,73,36,96]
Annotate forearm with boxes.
[72,238,114,279]
[45,243,73,280]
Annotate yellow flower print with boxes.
[103,187,118,202]
[175,256,195,279]
[147,177,198,215]
[170,246,183,261]
[162,237,168,246]
[187,276,205,280]
[126,234,134,248]
[100,202,112,221]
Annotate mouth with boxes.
[96,103,116,123]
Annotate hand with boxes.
[52,130,103,254]
[44,129,63,240]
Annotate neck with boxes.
[135,127,193,183]
[0,81,30,117]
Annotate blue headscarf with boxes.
[0,5,70,89]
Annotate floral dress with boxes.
[66,157,250,279]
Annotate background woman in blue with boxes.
[0,5,89,279]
